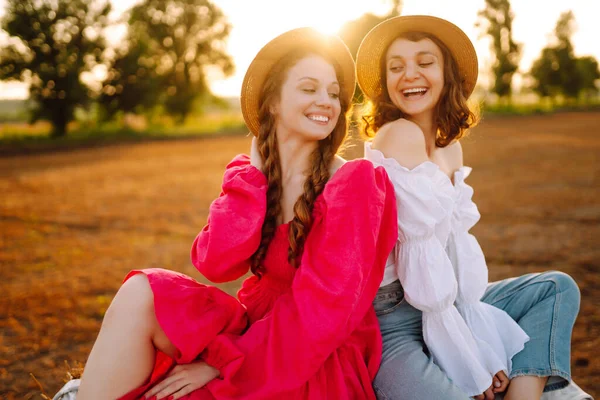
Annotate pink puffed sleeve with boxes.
[191,155,267,283]
[202,160,398,399]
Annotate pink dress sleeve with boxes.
[191,155,267,283]
[202,160,398,399]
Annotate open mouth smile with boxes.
[306,114,331,124]
[402,87,428,98]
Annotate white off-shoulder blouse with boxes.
[365,141,529,397]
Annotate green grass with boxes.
[0,99,30,122]
[0,112,247,154]
[2,98,600,155]
[482,99,600,116]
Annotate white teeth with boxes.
[402,88,427,94]
[308,115,329,122]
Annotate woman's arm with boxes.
[365,133,494,397]
[202,161,398,399]
[191,155,267,283]
[448,166,529,383]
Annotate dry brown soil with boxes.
[1,112,599,398]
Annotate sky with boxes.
[0,0,599,99]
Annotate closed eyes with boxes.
[301,88,340,99]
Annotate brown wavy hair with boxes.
[250,50,351,277]
[361,31,479,147]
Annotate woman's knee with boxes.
[535,271,581,316]
[544,271,580,304]
[104,273,154,323]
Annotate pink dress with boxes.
[118,155,398,400]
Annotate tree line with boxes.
[0,0,232,136]
[477,0,599,103]
[0,0,598,137]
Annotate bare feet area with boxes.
[1,112,599,398]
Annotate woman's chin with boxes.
[397,103,434,119]
[297,125,334,141]
[392,95,435,117]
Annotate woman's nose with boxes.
[315,89,333,107]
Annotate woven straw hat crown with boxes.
[356,15,478,101]
[241,27,356,136]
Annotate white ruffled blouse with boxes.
[365,142,529,397]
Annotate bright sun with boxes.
[272,0,393,36]
[303,13,354,35]
[308,22,344,35]
[3,0,599,100]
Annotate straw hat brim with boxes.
[356,15,478,101]
[241,28,356,136]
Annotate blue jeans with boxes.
[373,271,581,399]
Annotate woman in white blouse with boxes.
[357,16,589,400]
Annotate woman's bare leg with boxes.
[504,376,548,400]
[77,273,177,400]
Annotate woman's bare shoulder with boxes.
[444,140,464,170]
[329,155,347,176]
[372,119,428,169]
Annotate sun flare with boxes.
[0,0,599,100]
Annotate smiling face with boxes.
[272,55,341,142]
[385,37,444,122]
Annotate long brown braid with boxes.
[250,50,350,276]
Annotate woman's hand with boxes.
[143,361,219,400]
[492,370,510,393]
[472,369,510,399]
[250,136,263,171]
[473,383,495,400]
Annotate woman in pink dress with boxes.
[74,28,398,400]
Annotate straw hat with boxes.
[241,27,356,136]
[356,15,478,101]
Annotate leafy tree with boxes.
[576,56,600,100]
[552,11,580,99]
[100,0,233,123]
[530,11,598,101]
[530,47,562,98]
[0,0,111,137]
[338,0,402,102]
[99,38,162,121]
[476,0,521,100]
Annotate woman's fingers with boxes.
[154,379,189,400]
[171,384,196,400]
[144,365,185,399]
[143,361,219,399]
[144,361,219,399]
[493,376,501,388]
[493,370,510,393]
[474,383,495,400]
